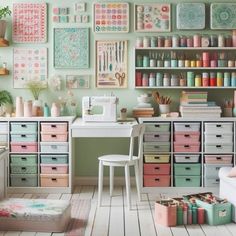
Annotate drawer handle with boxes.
[184,134,190,138]
[154,134,160,138]
[216,145,222,148]
[21,157,27,161]
[185,156,190,159]
[51,125,57,128]
[216,135,222,138]
[154,125,160,128]
[155,167,160,170]
[51,178,57,181]
[216,157,222,160]
[184,145,190,148]
[52,157,57,160]
[216,167,221,170]
[52,167,57,170]
[185,167,191,170]
[216,125,222,128]
[154,146,160,149]
[21,167,26,170]
[154,156,160,160]
[155,178,160,182]
[51,135,57,138]
[216,179,220,182]
[21,124,27,128]
[21,178,26,181]
[185,125,190,128]
[186,178,191,182]
[21,145,27,148]
[21,134,26,137]
[51,145,57,149]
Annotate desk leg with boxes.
[98,160,104,206]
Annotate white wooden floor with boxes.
[1,185,236,236]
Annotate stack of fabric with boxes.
[180,91,222,118]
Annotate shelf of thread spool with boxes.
[135,86,236,89]
[135,47,236,50]
[136,67,236,70]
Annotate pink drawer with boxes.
[143,163,170,175]
[174,142,200,153]
[10,142,38,153]
[144,132,170,142]
[40,174,68,187]
[40,164,68,174]
[204,155,233,164]
[143,175,170,187]
[174,131,200,142]
[41,122,67,133]
[41,133,68,142]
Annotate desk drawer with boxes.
[10,142,38,153]
[174,131,200,142]
[143,175,170,187]
[204,155,232,164]
[174,123,200,132]
[204,164,233,177]
[41,133,68,142]
[144,132,170,142]
[10,133,37,142]
[145,123,170,132]
[144,154,170,163]
[143,142,170,153]
[144,164,170,175]
[40,154,68,164]
[204,122,233,133]
[204,144,233,153]
[41,122,67,133]
[10,154,37,165]
[174,163,201,176]
[40,174,68,187]
[40,142,68,153]
[11,122,37,132]
[40,164,68,174]
[10,174,38,187]
[10,164,38,174]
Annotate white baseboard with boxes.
[74,176,136,186]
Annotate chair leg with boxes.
[124,164,131,210]
[98,160,104,207]
[134,161,141,202]
[110,166,114,197]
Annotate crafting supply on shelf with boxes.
[195,74,202,87]
[143,55,150,67]
[142,73,149,86]
[187,36,193,47]
[224,72,231,86]
[149,73,156,87]
[217,72,223,86]
[177,206,183,225]
[210,35,218,47]
[193,34,201,47]
[183,205,188,225]
[172,34,179,47]
[163,73,171,87]
[136,37,143,48]
[210,72,217,86]
[157,36,164,47]
[150,36,157,47]
[233,30,236,47]
[187,208,192,224]
[136,72,142,86]
[136,55,143,67]
[197,208,205,224]
[171,74,179,86]
[218,35,225,47]
[143,36,150,48]
[192,206,198,224]
[187,72,195,87]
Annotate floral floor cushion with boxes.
[0,198,71,232]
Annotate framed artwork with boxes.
[13,48,47,88]
[93,2,129,33]
[211,3,236,29]
[134,3,171,32]
[177,3,205,29]
[75,3,86,12]
[66,75,90,89]
[95,40,128,88]
[54,28,89,69]
[13,3,47,43]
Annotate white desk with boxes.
[71,118,138,137]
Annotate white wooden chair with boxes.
[97,124,145,210]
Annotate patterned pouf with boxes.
[0,198,71,232]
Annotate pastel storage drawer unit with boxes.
[174,164,201,176]
[204,144,233,153]
[145,123,170,132]
[204,122,233,133]
[41,133,68,142]
[174,122,200,132]
[174,142,200,153]
[144,164,170,175]
[41,122,68,133]
[143,175,170,187]
[204,155,232,164]
[204,164,233,177]
[10,142,38,153]
[40,164,68,174]
[10,154,37,165]
[144,132,170,142]
[10,122,37,132]
[174,176,201,187]
[144,154,170,163]
[40,174,68,187]
[204,177,220,187]
[10,133,37,142]
[144,142,170,153]
[40,154,68,164]
[204,133,233,143]
[10,164,37,174]
[40,142,68,153]
[174,132,200,142]
[174,155,200,163]
[10,174,38,187]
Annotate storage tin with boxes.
[10,154,37,165]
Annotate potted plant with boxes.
[0,90,13,116]
[0,6,11,39]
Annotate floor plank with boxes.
[170,226,189,236]
[19,233,36,236]
[79,186,95,200]
[4,232,21,236]
[226,223,236,235]
[185,224,205,236]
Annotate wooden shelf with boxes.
[0,68,9,75]
[0,38,9,47]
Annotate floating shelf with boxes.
[135,86,236,89]
[0,68,9,75]
[135,67,236,70]
[0,38,9,47]
[135,47,236,50]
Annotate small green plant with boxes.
[26,80,47,100]
[0,6,11,20]
[0,90,13,106]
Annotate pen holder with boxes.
[223,108,233,117]
[159,104,170,114]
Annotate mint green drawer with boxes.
[10,133,37,142]
[10,164,38,174]
[10,174,38,187]
[145,123,170,132]
[174,163,201,176]
[143,142,170,153]
[174,176,201,187]
[10,154,37,165]
[40,154,68,164]
[10,122,37,133]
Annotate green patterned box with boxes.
[10,174,38,187]
[10,164,38,174]
[10,154,37,165]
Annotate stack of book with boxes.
[133,107,154,117]
[180,91,222,118]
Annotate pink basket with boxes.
[143,163,170,175]
[40,164,68,174]
[143,175,170,187]
[205,155,232,164]
[174,131,200,142]
[41,123,67,133]
[10,142,38,153]
[174,142,200,152]
[41,133,68,142]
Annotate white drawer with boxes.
[174,122,200,132]
[204,164,233,177]
[204,133,233,143]
[204,122,233,133]
[0,122,8,133]
[204,143,233,153]
[40,142,68,153]
[174,155,200,163]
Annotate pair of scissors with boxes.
[115,72,125,86]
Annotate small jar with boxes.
[143,55,150,67]
[193,34,201,47]
[171,74,179,86]
[136,55,143,67]
[210,34,218,47]
[187,36,193,47]
[180,35,187,47]
[210,72,217,86]
[164,36,172,47]
[163,73,170,86]
[187,71,195,87]
[180,77,186,86]
[156,73,163,86]
[202,72,209,87]
[218,34,225,47]
[150,58,157,67]
[136,37,143,48]
[217,72,223,86]
[143,36,150,48]
[51,103,60,117]
[178,60,185,67]
[172,35,179,47]
[195,74,202,87]
[224,72,231,87]
[142,73,149,86]
[149,73,156,87]
[157,36,164,47]
[150,36,157,47]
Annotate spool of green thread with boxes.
[177,206,183,225]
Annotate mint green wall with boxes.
[1,0,234,177]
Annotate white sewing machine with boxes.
[82,96,118,122]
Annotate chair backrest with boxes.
[128,124,145,161]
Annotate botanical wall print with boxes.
[134,3,171,32]
[13,3,47,43]
[95,40,127,88]
[177,3,205,29]
[54,28,89,69]
[211,3,236,29]
[13,48,47,88]
[66,75,90,89]
[93,2,129,33]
